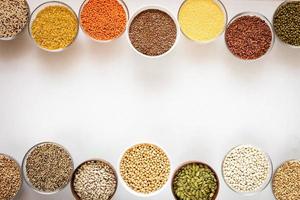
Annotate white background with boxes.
[0,0,299,199]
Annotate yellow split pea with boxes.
[31,5,78,51]
[178,0,226,42]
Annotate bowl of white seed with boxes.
[71,159,118,200]
[222,144,273,195]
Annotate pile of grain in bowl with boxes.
[129,9,177,57]
[178,0,226,42]
[225,14,273,60]
[31,3,78,51]
[80,0,128,41]
[273,1,300,47]
[120,143,171,194]
[222,145,272,193]
[172,162,219,200]
[272,160,300,200]
[23,142,74,193]
[0,0,30,39]
[72,160,117,200]
[0,154,22,200]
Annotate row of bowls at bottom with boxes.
[0,142,297,200]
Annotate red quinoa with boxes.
[225,15,273,60]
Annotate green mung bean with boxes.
[273,1,300,47]
[172,162,218,200]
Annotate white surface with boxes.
[0,0,300,199]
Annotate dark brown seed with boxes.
[129,9,177,56]
[225,15,273,60]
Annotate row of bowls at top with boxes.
[1,0,298,58]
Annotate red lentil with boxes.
[80,0,127,41]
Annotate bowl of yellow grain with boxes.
[178,0,228,43]
[29,1,79,52]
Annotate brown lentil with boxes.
[0,0,29,39]
[129,9,177,56]
[0,154,22,200]
[72,160,117,200]
[225,15,273,60]
[120,143,170,194]
[24,142,73,193]
[273,160,300,200]
[31,5,78,51]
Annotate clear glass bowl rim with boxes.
[221,144,274,196]
[272,0,300,49]
[78,0,130,43]
[224,11,275,61]
[0,0,31,41]
[271,159,300,200]
[127,5,180,58]
[0,153,23,200]
[28,1,79,52]
[22,141,74,195]
[177,0,228,44]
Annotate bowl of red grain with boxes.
[79,0,129,42]
[225,12,275,61]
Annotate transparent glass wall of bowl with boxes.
[233,0,283,1]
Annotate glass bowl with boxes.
[273,0,300,48]
[28,1,79,52]
[22,142,74,195]
[127,6,180,58]
[0,153,22,200]
[118,143,171,197]
[171,161,220,200]
[71,159,118,200]
[225,12,275,61]
[0,0,30,41]
[222,144,273,196]
[177,0,228,44]
[79,0,129,43]
[272,159,300,200]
